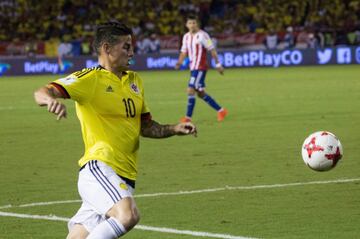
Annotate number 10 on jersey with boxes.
[122,98,136,118]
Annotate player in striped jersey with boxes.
[175,15,227,122]
[34,21,197,239]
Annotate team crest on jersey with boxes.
[130,83,139,94]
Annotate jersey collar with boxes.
[97,65,128,75]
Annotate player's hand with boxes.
[174,122,197,137]
[216,65,224,75]
[175,62,182,70]
[47,98,67,120]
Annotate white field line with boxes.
[135,224,256,239]
[0,211,68,222]
[0,205,13,210]
[135,178,360,197]
[0,211,255,239]
[4,178,359,209]
[15,200,81,209]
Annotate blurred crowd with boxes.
[0,0,359,56]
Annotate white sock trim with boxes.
[107,217,126,236]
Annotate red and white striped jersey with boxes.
[180,30,215,70]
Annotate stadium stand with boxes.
[0,0,359,56]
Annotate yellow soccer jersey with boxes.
[52,66,150,180]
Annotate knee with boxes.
[66,224,89,239]
[66,235,82,239]
[187,87,195,95]
[108,200,140,230]
[118,206,140,229]
[197,91,205,98]
[66,233,87,239]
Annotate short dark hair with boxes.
[93,21,133,54]
[187,14,199,22]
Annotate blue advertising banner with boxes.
[0,46,359,76]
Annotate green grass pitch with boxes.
[0,65,359,238]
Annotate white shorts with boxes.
[68,160,135,233]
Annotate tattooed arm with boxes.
[34,84,68,120]
[141,115,197,138]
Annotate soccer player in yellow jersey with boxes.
[34,21,197,239]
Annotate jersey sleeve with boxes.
[132,72,151,114]
[52,69,97,104]
[140,80,150,115]
[128,71,150,115]
[200,32,215,51]
[142,99,150,114]
[180,34,188,53]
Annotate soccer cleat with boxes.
[217,108,228,122]
[180,116,192,123]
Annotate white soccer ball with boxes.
[301,131,343,171]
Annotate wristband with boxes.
[215,63,222,68]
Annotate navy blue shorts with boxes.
[188,70,207,91]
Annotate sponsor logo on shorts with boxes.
[119,183,128,190]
